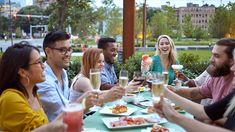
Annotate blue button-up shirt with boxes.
[37,62,70,122]
[101,62,118,85]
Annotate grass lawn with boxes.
[137,49,211,62]
[178,50,211,61]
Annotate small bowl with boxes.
[122,94,136,103]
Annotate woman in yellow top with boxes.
[0,42,67,132]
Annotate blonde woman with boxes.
[69,48,125,105]
[142,35,178,84]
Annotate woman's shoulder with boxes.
[72,75,90,89]
[0,89,27,106]
[152,55,161,62]
[1,89,25,100]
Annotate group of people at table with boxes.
[0,30,234,132]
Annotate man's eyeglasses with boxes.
[49,47,73,55]
[28,59,44,66]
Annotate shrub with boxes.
[179,53,209,78]
[67,58,81,83]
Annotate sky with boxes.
[96,0,235,7]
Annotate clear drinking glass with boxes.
[90,68,101,109]
[90,68,101,91]
[151,74,164,103]
[119,70,129,88]
[172,64,183,86]
[62,103,83,132]
[133,71,145,102]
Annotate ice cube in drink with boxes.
[63,103,83,132]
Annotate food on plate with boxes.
[147,106,154,113]
[173,105,182,110]
[111,105,128,114]
[151,123,169,132]
[110,116,147,127]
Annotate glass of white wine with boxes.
[119,70,129,88]
[151,74,164,103]
[90,68,101,91]
[162,71,169,86]
[90,68,101,110]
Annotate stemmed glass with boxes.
[119,70,129,89]
[90,68,101,110]
[133,71,145,102]
[172,64,183,86]
[151,74,164,103]
[118,70,128,104]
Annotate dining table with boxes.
[84,88,193,132]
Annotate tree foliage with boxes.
[182,14,193,38]
[149,5,177,40]
[15,5,46,33]
[208,6,230,38]
[104,7,122,39]
[0,16,8,34]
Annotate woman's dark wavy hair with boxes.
[0,41,40,98]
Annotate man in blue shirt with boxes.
[37,31,98,121]
[98,38,118,90]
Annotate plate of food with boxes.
[141,124,174,132]
[102,115,167,130]
[99,105,137,116]
[140,106,155,114]
[132,87,146,93]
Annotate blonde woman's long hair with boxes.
[224,49,235,117]
[80,48,103,78]
[155,35,177,67]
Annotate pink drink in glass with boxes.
[63,103,83,132]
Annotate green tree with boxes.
[227,2,235,37]
[104,7,122,39]
[193,27,207,41]
[149,5,177,40]
[15,5,45,33]
[182,14,193,38]
[208,6,230,38]
[0,16,8,34]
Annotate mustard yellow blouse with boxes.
[0,89,48,132]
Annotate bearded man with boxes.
[170,38,235,104]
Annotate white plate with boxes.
[102,115,167,130]
[141,127,175,132]
[140,101,153,107]
[99,106,136,116]
[132,87,149,93]
[140,108,153,114]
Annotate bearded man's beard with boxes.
[207,63,231,77]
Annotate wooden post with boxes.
[123,0,135,63]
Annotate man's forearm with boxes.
[174,114,231,132]
[175,87,204,100]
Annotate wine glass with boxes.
[162,71,169,86]
[172,64,183,86]
[133,71,145,102]
[119,70,129,88]
[90,68,101,110]
[151,74,164,103]
[118,70,128,104]
[90,68,101,91]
